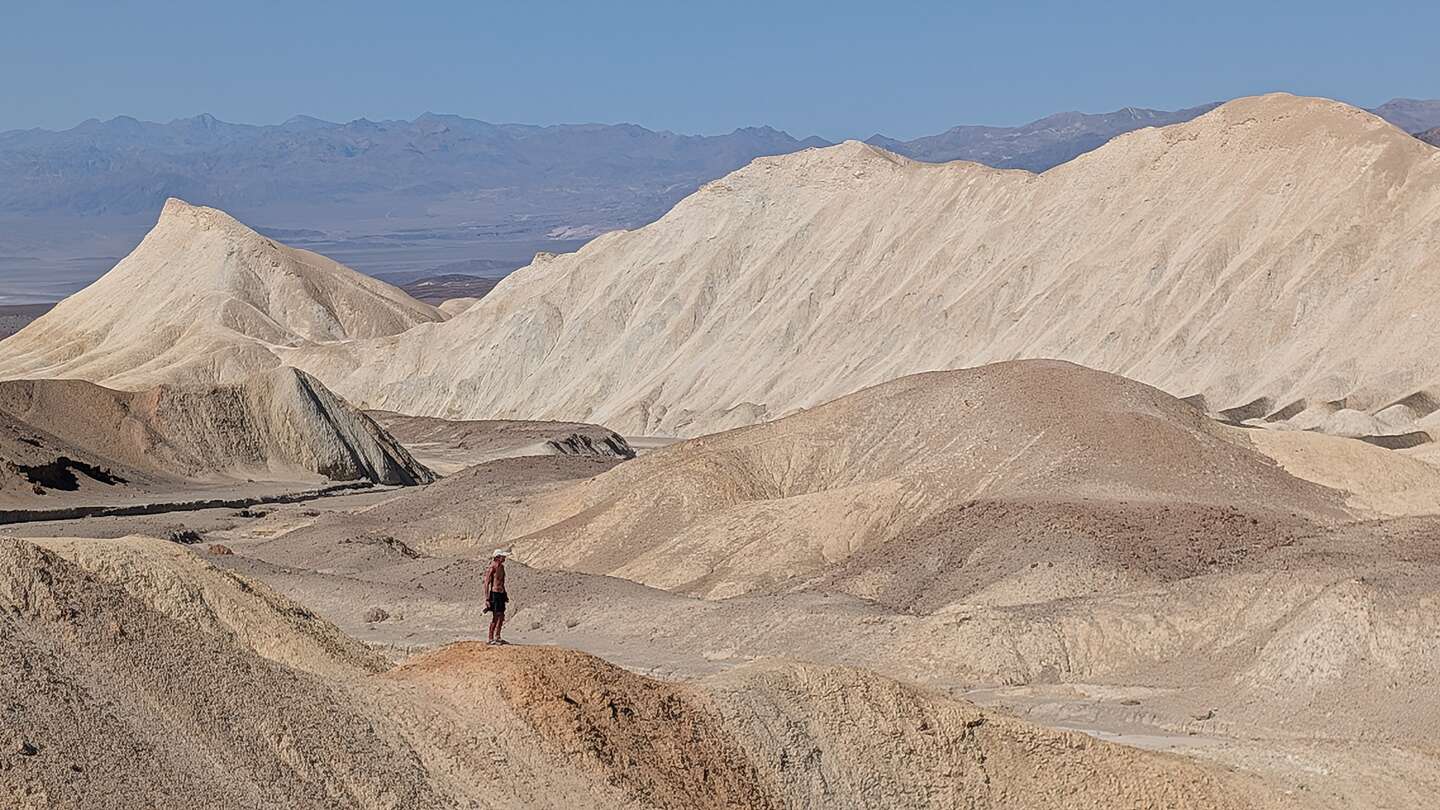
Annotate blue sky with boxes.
[3,0,1436,139]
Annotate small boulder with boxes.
[208,544,234,556]
[164,528,204,545]
[363,606,390,624]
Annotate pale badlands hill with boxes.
[0,367,430,509]
[1,535,1283,809]
[0,198,441,389]
[260,94,1440,439]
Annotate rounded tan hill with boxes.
[0,198,441,390]
[1,536,1285,809]
[0,367,431,509]
[394,360,1344,598]
[264,94,1440,439]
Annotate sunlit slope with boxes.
[289,94,1440,438]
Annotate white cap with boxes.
[493,548,511,558]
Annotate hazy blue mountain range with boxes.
[867,98,1440,169]
[1369,98,1440,134]
[0,115,830,301]
[0,113,830,217]
[1,98,1435,304]
[867,103,1224,170]
[7,97,1432,222]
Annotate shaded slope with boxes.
[29,535,387,678]
[0,199,442,389]
[0,368,431,508]
[286,95,1440,439]
[0,537,450,809]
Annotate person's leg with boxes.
[494,611,505,642]
[488,610,499,642]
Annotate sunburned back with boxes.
[485,560,507,593]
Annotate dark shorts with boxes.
[487,591,508,614]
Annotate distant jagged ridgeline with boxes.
[3,95,1440,441]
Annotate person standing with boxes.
[483,549,511,645]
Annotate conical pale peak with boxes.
[155,197,257,238]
